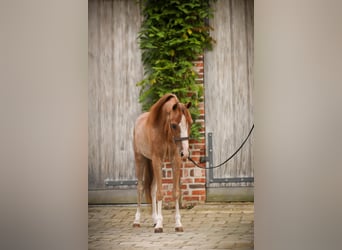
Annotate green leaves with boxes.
[137,0,215,139]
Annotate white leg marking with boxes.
[133,207,140,225]
[155,200,163,229]
[134,180,143,226]
[175,199,183,228]
[151,179,158,225]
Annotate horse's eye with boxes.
[171,124,177,130]
[172,103,178,111]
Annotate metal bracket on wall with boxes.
[104,178,137,186]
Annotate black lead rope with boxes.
[188,124,255,170]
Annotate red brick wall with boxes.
[162,56,207,208]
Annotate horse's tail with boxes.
[143,160,153,204]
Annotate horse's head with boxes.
[148,93,181,128]
[168,101,183,129]
[160,94,182,130]
[179,102,192,160]
[160,96,193,161]
[148,93,193,161]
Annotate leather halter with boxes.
[173,136,189,142]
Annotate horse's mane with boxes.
[147,93,178,127]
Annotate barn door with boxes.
[88,0,143,203]
[204,0,254,201]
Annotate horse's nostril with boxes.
[171,124,177,130]
[180,152,184,157]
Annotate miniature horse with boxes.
[133,93,192,233]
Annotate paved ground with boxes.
[88,202,254,250]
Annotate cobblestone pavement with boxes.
[88,202,254,250]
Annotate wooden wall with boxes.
[88,0,143,189]
[204,0,254,187]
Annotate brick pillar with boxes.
[162,55,207,208]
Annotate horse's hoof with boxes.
[133,223,140,228]
[154,228,163,233]
[175,227,184,232]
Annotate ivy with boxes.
[137,0,215,139]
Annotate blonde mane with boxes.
[147,93,178,126]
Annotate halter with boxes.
[171,122,189,143]
[173,136,189,142]
[170,121,189,143]
[172,123,190,158]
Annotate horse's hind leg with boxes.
[133,154,146,228]
[133,179,143,227]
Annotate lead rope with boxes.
[188,124,255,170]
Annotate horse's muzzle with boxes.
[180,151,189,161]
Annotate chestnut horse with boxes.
[133,93,192,233]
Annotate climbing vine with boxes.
[137,0,215,139]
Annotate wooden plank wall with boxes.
[88,0,143,189]
[204,0,254,187]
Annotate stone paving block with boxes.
[216,241,236,249]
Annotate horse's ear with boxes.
[186,102,191,109]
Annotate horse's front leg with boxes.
[175,198,183,232]
[173,156,184,232]
[152,156,163,233]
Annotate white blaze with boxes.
[179,115,189,158]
